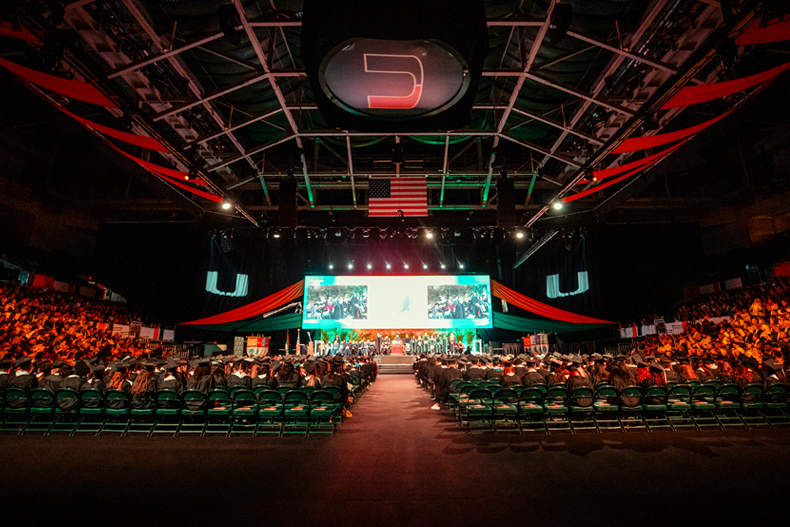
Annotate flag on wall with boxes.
[368,177,428,217]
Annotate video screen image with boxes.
[302,275,492,329]
[304,284,368,321]
[427,284,490,320]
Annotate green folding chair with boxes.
[714,383,746,429]
[283,391,311,436]
[568,387,596,433]
[309,390,338,436]
[205,389,232,435]
[51,388,82,435]
[518,387,546,433]
[76,388,106,435]
[101,389,131,435]
[594,386,621,432]
[543,386,571,434]
[666,385,694,430]
[492,388,520,434]
[230,388,258,436]
[179,390,208,435]
[690,385,721,430]
[618,386,646,431]
[465,388,493,433]
[25,388,57,435]
[642,386,670,431]
[152,389,182,435]
[257,389,284,436]
[762,384,789,427]
[1,388,30,434]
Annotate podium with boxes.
[391,342,404,355]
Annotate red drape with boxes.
[612,112,728,154]
[0,22,40,45]
[490,280,613,324]
[566,141,686,203]
[0,57,117,108]
[181,281,305,326]
[58,106,168,152]
[588,143,681,183]
[110,146,218,203]
[661,61,790,110]
[736,17,790,46]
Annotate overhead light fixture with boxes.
[273,230,281,238]
[459,264,465,269]
[516,231,524,239]
[425,230,433,239]
[329,264,334,269]
[367,263,372,269]
[440,263,446,269]
[404,264,409,269]
[423,264,428,269]
[348,263,354,269]
[386,263,392,270]
[221,200,232,210]
[552,201,563,210]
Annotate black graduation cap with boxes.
[15,356,32,368]
[74,360,91,377]
[90,364,105,374]
[36,361,53,371]
[304,362,316,374]
[0,359,12,369]
[648,362,665,373]
[764,359,782,371]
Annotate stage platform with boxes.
[375,355,414,374]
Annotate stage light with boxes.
[459,264,465,269]
[552,201,563,210]
[367,263,372,269]
[425,230,433,239]
[386,263,392,270]
[423,264,428,269]
[404,264,409,269]
[273,231,281,238]
[329,264,334,269]
[348,263,354,269]
[440,263,446,269]
[335,230,342,237]
[221,200,232,210]
[516,231,524,239]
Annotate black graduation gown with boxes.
[485,369,503,381]
[464,367,486,380]
[226,373,252,390]
[7,372,38,391]
[130,384,157,409]
[39,374,62,393]
[500,373,522,389]
[157,377,182,394]
[522,371,546,387]
[60,375,83,391]
[0,373,11,390]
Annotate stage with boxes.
[375,355,415,374]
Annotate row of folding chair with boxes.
[0,386,349,437]
[449,383,789,434]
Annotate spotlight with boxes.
[386,263,392,270]
[552,201,563,210]
[454,230,462,237]
[425,230,433,239]
[221,200,232,210]
[348,263,354,270]
[423,264,428,269]
[367,263,372,270]
[379,228,387,240]
[440,263,446,269]
[273,230,281,238]
[516,231,524,239]
[404,264,410,269]
[362,229,370,238]
[459,264,465,269]
[329,264,334,269]
[335,230,342,237]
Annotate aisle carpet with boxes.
[1,375,789,526]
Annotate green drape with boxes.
[184,312,302,332]
[492,312,613,333]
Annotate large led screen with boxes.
[302,275,492,329]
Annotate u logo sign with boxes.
[205,271,249,297]
[546,271,589,299]
[364,54,424,109]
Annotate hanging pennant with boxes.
[0,57,117,108]
[59,106,168,152]
[736,18,790,46]
[612,112,729,154]
[661,61,790,110]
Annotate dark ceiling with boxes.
[2,0,790,235]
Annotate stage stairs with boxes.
[376,355,415,375]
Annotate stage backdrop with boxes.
[302,274,492,329]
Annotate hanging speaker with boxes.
[278,177,298,228]
[302,0,488,132]
[497,175,515,228]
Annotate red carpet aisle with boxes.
[1,375,790,526]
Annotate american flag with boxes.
[368,177,428,217]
